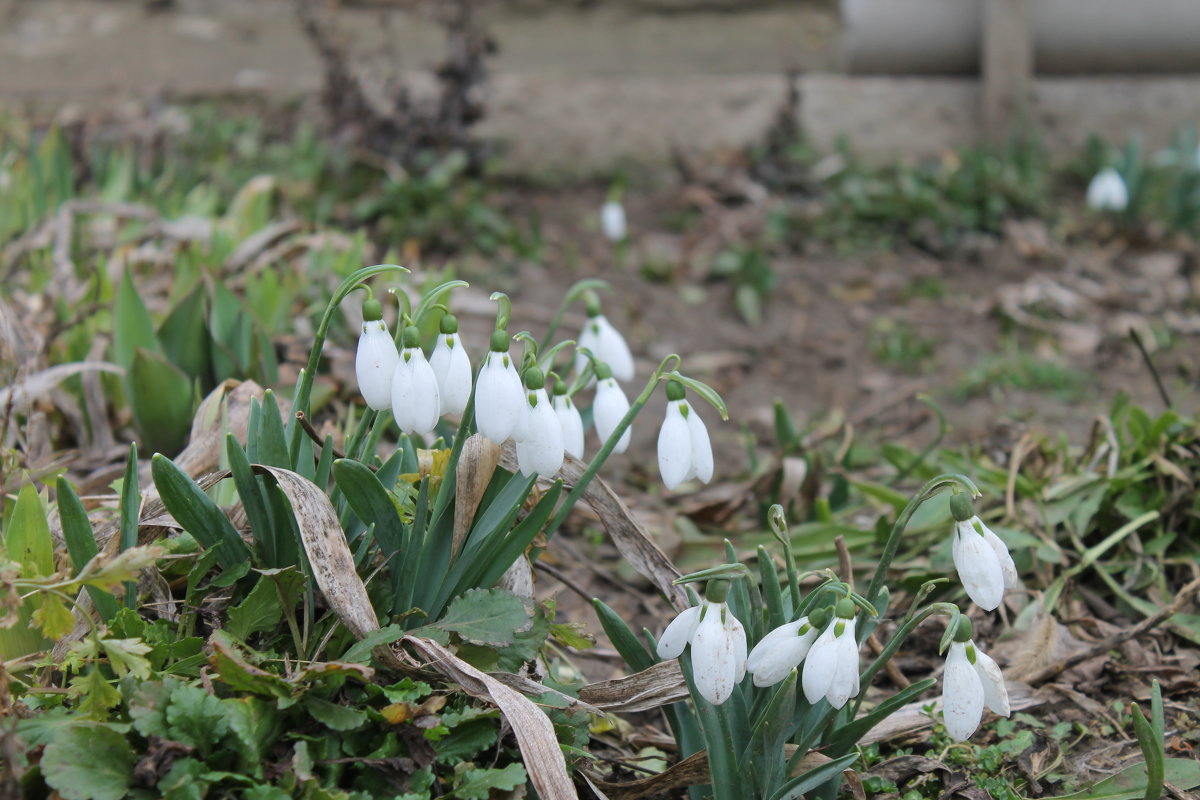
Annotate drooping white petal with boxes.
[355,321,399,411]
[748,618,818,688]
[1086,167,1129,212]
[553,395,585,459]
[594,378,632,453]
[392,348,441,438]
[656,605,702,659]
[685,403,714,483]
[430,332,472,416]
[826,618,861,709]
[971,644,1010,717]
[504,358,531,442]
[952,521,1005,611]
[978,520,1019,589]
[574,315,634,382]
[691,603,742,705]
[657,401,692,490]
[601,200,627,242]
[728,613,747,684]
[475,353,522,444]
[942,642,985,742]
[516,389,564,478]
[801,623,839,705]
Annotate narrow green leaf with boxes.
[4,484,55,577]
[332,459,407,568]
[668,370,729,420]
[255,390,290,469]
[118,443,140,607]
[158,287,211,384]
[56,478,120,620]
[113,268,160,370]
[768,752,858,800]
[151,454,250,571]
[130,348,194,455]
[226,435,278,568]
[593,600,655,672]
[825,677,937,755]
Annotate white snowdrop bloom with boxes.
[801,601,861,709]
[655,581,746,706]
[504,356,531,442]
[593,365,632,453]
[948,493,1014,610]
[657,383,715,490]
[551,379,585,460]
[515,369,564,479]
[474,331,525,445]
[1086,167,1128,212]
[355,299,399,411]
[391,326,442,439]
[601,199,627,242]
[746,615,821,688]
[941,629,1010,742]
[574,293,635,382]
[429,314,472,417]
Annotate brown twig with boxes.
[835,534,854,590]
[532,560,592,604]
[867,632,911,689]
[295,411,345,460]
[1129,327,1172,409]
[1026,575,1200,685]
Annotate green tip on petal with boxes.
[950,492,975,523]
[489,329,510,352]
[362,297,384,322]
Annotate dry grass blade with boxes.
[0,362,123,409]
[577,660,689,713]
[585,750,710,800]
[454,433,502,557]
[401,635,578,800]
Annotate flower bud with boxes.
[949,493,975,523]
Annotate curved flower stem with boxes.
[850,601,958,718]
[537,278,609,353]
[286,264,408,456]
[538,354,681,548]
[862,473,981,613]
[769,505,803,615]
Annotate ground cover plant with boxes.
[2,103,1200,800]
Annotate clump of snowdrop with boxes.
[656,380,714,491]
[391,324,441,439]
[656,580,746,705]
[429,312,472,417]
[950,494,1017,611]
[801,598,862,709]
[551,376,584,460]
[354,296,399,411]
[574,292,634,382]
[941,618,1010,741]
[1086,166,1128,212]
[475,329,526,445]
[592,362,632,453]
[746,608,827,688]
[515,367,565,479]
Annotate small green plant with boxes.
[953,347,1091,402]
[869,318,936,374]
[708,246,776,325]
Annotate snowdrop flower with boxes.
[592,362,632,453]
[474,330,526,445]
[801,599,862,709]
[1086,167,1128,212]
[950,495,1017,612]
[657,381,715,490]
[746,609,827,688]
[429,313,472,417]
[574,293,634,382]
[601,199,627,242]
[355,298,399,411]
[941,619,1010,742]
[391,325,441,438]
[551,377,585,460]
[515,368,564,479]
[656,580,746,705]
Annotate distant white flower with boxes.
[593,367,632,453]
[601,199,627,242]
[552,380,585,460]
[575,294,635,382]
[801,604,861,709]
[746,616,820,688]
[656,582,746,706]
[355,303,399,411]
[391,327,441,438]
[952,515,1015,611]
[515,369,564,478]
[942,639,1010,742]
[1086,167,1128,212]
[474,331,525,444]
[429,315,472,417]
[657,384,715,491]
